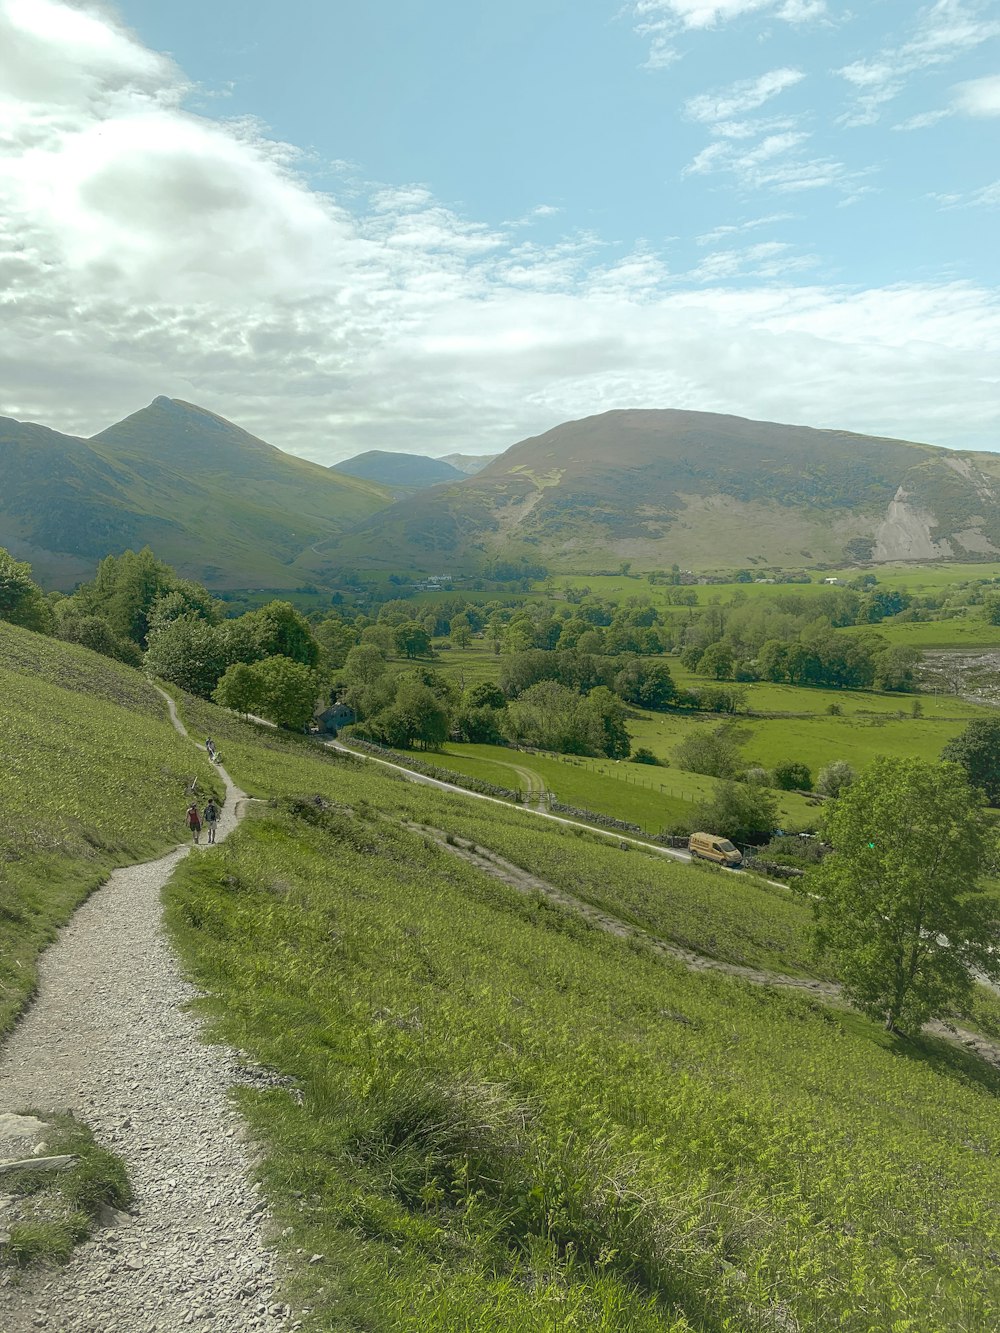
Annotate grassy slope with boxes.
[163,699,1000,1332]
[0,622,219,1036]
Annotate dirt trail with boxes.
[0,690,288,1332]
[416,823,1000,1074]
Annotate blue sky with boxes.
[1,0,999,459]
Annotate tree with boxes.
[449,612,472,648]
[147,581,220,633]
[614,658,676,710]
[698,641,734,680]
[394,621,432,659]
[466,682,506,711]
[244,601,319,667]
[392,677,450,749]
[691,779,778,846]
[815,760,855,799]
[772,760,812,791]
[213,662,262,716]
[578,686,630,759]
[56,612,141,666]
[810,758,1000,1034]
[247,656,321,729]
[73,548,176,645]
[673,727,741,779]
[874,645,920,692]
[0,548,53,633]
[941,718,1000,806]
[313,614,357,673]
[860,588,910,623]
[145,617,228,697]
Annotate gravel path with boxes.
[0,697,292,1332]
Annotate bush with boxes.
[673,727,741,779]
[815,760,856,799]
[691,780,778,846]
[772,760,812,791]
[630,747,662,766]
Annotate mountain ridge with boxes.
[313,408,1000,575]
[0,398,391,590]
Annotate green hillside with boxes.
[0,398,392,590]
[332,449,465,496]
[0,621,219,1036]
[319,409,1000,574]
[161,696,1000,1332]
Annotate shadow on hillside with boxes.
[892,1028,1000,1098]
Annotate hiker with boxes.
[185,801,202,844]
[205,736,216,760]
[203,799,219,844]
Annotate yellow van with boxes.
[688,832,743,868]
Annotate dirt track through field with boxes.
[0,690,289,1333]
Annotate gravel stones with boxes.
[0,757,291,1331]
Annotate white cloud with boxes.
[893,108,953,130]
[953,73,1000,115]
[696,212,796,244]
[837,1,1000,126]
[932,179,1000,209]
[688,239,818,281]
[685,67,805,123]
[633,0,826,67]
[682,123,861,196]
[0,0,999,460]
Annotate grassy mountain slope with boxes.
[0,620,219,1036]
[332,450,465,496]
[321,409,1000,574]
[0,398,392,590]
[163,696,1000,1331]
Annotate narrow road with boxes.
[329,738,698,866]
[0,692,288,1332]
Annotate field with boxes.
[539,562,1000,604]
[400,741,819,833]
[425,640,994,808]
[0,622,220,1037]
[162,696,1000,1332]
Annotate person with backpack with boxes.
[203,799,219,844]
[186,802,202,844]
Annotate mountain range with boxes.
[4,399,999,589]
[314,409,1000,575]
[0,397,389,589]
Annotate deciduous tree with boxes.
[810,757,1000,1034]
[941,718,1000,806]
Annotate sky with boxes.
[1,0,999,463]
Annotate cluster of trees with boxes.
[0,547,325,730]
[339,643,634,758]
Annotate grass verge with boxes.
[0,1112,132,1271]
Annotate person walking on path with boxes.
[203,798,219,844]
[206,736,216,760]
[185,801,202,844]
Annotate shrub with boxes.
[815,760,856,799]
[773,760,812,791]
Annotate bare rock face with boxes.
[873,487,953,561]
